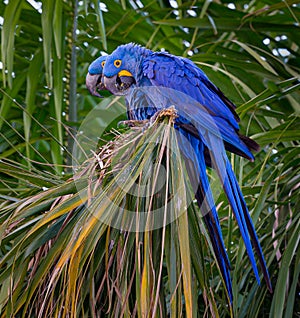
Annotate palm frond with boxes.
[0,113,230,317]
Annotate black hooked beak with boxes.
[104,71,136,96]
[86,72,105,97]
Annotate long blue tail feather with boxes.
[178,130,233,301]
[206,134,272,291]
[226,161,273,291]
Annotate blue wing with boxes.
[142,52,259,160]
[143,52,239,127]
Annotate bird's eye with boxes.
[114,60,122,68]
[101,61,105,67]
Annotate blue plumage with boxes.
[86,43,272,302]
[88,55,107,74]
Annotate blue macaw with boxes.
[86,55,107,97]
[86,43,272,301]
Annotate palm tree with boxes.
[0,0,299,317]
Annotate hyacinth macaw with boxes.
[86,55,107,97]
[86,43,272,301]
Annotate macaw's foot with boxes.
[118,119,149,128]
[150,106,179,124]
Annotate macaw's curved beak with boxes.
[86,72,105,97]
[104,72,136,96]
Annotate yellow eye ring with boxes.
[114,59,122,68]
[101,61,105,67]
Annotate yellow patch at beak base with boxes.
[118,70,133,77]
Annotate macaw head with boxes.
[103,43,147,96]
[86,55,107,97]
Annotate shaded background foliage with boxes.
[0,0,299,317]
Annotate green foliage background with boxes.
[0,0,299,317]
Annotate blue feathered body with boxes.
[99,43,272,302]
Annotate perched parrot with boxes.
[86,55,107,97]
[86,43,272,301]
